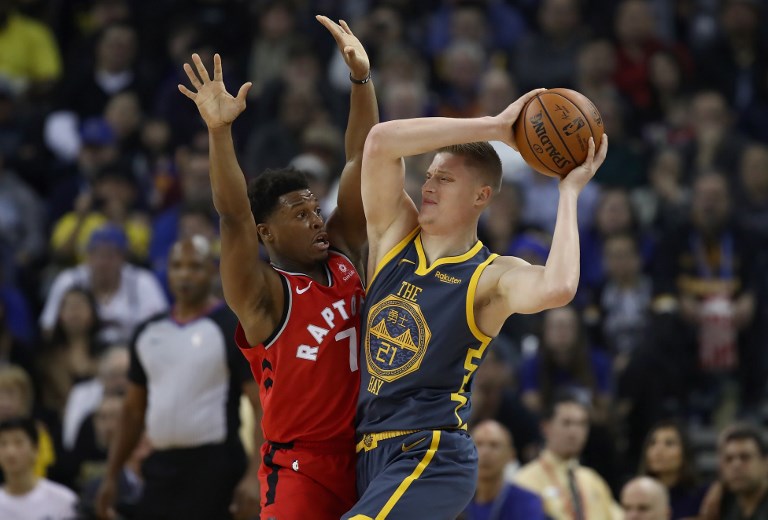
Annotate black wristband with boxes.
[349,70,371,84]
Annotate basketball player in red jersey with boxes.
[178,16,377,520]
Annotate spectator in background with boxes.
[47,117,121,224]
[246,0,301,98]
[580,188,648,295]
[638,420,709,519]
[103,90,143,160]
[0,365,56,480]
[470,348,542,466]
[0,0,62,98]
[0,299,33,377]
[632,147,690,235]
[96,237,261,520]
[62,346,128,453]
[680,90,744,178]
[0,151,45,284]
[435,39,487,118]
[575,39,618,107]
[148,145,215,280]
[0,418,76,519]
[40,225,168,345]
[584,233,653,376]
[50,162,150,266]
[514,393,622,520]
[520,306,613,426]
[514,0,586,92]
[621,476,672,520]
[464,420,547,520]
[45,23,148,162]
[700,423,768,520]
[37,287,104,417]
[67,392,123,491]
[654,172,757,421]
[694,0,767,113]
[735,143,768,242]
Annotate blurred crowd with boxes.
[1,0,768,518]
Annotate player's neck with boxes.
[270,256,327,284]
[419,228,478,266]
[4,470,37,496]
[475,477,505,504]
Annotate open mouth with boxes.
[313,233,330,251]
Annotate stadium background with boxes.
[1,0,768,513]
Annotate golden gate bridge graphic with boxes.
[370,319,419,353]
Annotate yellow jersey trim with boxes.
[368,227,421,291]
[450,253,498,427]
[376,430,441,519]
[413,234,485,275]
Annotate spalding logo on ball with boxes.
[514,88,604,178]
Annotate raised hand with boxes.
[316,15,370,80]
[495,88,546,150]
[178,53,252,129]
[559,134,609,194]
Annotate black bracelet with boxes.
[349,70,371,84]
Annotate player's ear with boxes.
[475,185,492,206]
[257,224,273,242]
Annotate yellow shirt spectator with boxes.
[514,449,622,520]
[51,213,151,263]
[0,11,62,93]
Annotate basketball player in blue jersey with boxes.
[343,90,609,520]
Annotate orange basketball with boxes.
[513,88,604,178]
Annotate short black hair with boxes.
[0,417,38,446]
[247,168,310,224]
[541,390,590,422]
[721,423,768,457]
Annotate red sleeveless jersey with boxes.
[235,251,364,445]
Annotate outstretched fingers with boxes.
[191,53,211,84]
[178,84,196,100]
[213,53,223,82]
[235,82,253,104]
[183,62,202,90]
[339,19,353,35]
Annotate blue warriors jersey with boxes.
[357,228,499,433]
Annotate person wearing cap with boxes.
[40,224,168,345]
[50,161,150,264]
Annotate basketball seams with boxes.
[522,96,562,177]
[538,95,579,169]
[547,90,601,152]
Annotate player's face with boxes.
[266,189,329,263]
[419,153,486,229]
[0,430,37,476]
[721,439,767,494]
[167,241,214,305]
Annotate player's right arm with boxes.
[361,89,544,270]
[179,54,284,345]
[95,382,146,520]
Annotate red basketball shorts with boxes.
[258,440,356,520]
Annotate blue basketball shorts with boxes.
[342,429,477,520]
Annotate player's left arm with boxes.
[477,136,608,335]
[230,381,263,519]
[318,16,379,271]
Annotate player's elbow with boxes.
[363,122,397,159]
[545,282,577,308]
